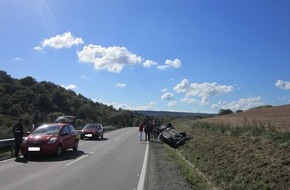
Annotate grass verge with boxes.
[164,144,216,190]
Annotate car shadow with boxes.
[81,137,109,141]
[14,150,86,163]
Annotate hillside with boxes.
[171,104,290,189]
[201,104,290,132]
[0,70,148,139]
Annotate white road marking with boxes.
[137,141,149,190]
[66,152,94,166]
[114,137,120,142]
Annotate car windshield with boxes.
[33,125,60,135]
[84,124,97,129]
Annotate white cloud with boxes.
[174,79,233,105]
[97,99,156,111]
[275,80,290,90]
[77,44,143,73]
[135,102,156,110]
[167,101,178,107]
[161,88,168,92]
[161,92,174,100]
[115,83,127,87]
[165,59,181,68]
[143,60,157,68]
[157,65,169,70]
[34,46,45,52]
[180,97,196,104]
[61,84,77,90]
[12,57,23,62]
[37,31,84,49]
[157,58,181,70]
[211,96,265,111]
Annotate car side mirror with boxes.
[61,132,69,136]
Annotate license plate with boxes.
[85,134,92,137]
[28,147,40,151]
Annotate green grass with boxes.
[164,144,217,190]
[191,119,290,146]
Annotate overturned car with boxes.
[158,123,189,148]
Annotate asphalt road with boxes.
[0,127,148,190]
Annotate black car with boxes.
[80,123,104,140]
[158,123,188,148]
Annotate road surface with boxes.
[0,127,148,190]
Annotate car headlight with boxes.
[47,137,57,145]
[22,137,28,144]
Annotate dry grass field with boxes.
[171,104,290,190]
[202,104,290,132]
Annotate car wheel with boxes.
[101,134,104,139]
[73,141,78,151]
[56,145,63,157]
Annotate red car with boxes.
[21,117,79,157]
[80,123,104,140]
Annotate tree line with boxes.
[0,70,159,139]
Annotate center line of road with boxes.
[66,152,93,166]
[114,137,121,142]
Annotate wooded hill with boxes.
[0,70,152,139]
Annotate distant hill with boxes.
[200,104,290,131]
[133,110,217,119]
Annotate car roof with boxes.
[54,116,76,124]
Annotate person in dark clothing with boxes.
[12,118,24,157]
[144,122,153,142]
[144,123,148,141]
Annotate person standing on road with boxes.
[144,122,148,141]
[12,118,24,157]
[138,122,144,141]
[144,122,152,142]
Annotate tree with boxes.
[20,76,37,87]
[219,109,233,115]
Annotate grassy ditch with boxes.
[164,143,216,190]
[171,118,290,190]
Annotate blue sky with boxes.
[1,0,290,113]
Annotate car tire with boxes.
[73,141,78,151]
[101,134,104,139]
[56,145,62,157]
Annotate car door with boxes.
[60,125,71,149]
[98,124,103,136]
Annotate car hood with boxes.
[26,134,57,143]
